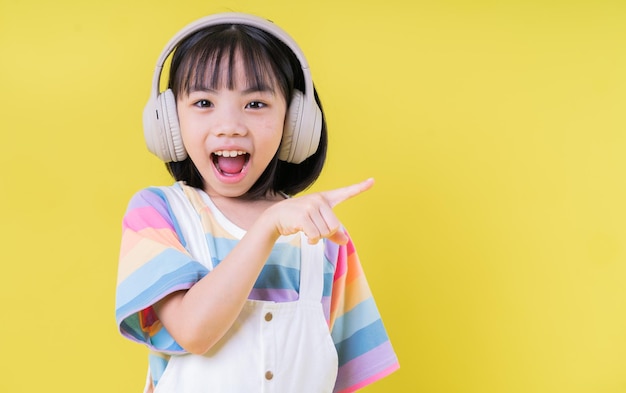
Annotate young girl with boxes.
[115,12,399,393]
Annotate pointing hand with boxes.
[269,178,374,245]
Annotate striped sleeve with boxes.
[327,234,400,392]
[115,187,209,354]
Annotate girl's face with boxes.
[176,53,287,199]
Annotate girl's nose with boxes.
[212,106,247,137]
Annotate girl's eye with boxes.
[246,101,266,109]
[194,99,212,108]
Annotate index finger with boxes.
[322,178,375,208]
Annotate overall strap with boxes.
[298,236,325,302]
[159,183,214,271]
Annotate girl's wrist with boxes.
[252,203,282,242]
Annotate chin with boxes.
[209,183,253,199]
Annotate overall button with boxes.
[265,371,274,380]
[264,312,273,322]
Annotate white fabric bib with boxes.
[151,186,338,392]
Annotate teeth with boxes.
[213,150,246,157]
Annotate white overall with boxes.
[150,186,339,393]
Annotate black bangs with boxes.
[169,25,291,100]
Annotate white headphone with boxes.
[142,12,322,164]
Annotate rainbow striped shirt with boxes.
[115,183,398,392]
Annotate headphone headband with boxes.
[152,13,311,89]
[143,13,322,164]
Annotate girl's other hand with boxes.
[268,178,375,245]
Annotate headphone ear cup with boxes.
[143,96,163,160]
[279,90,322,164]
[160,89,187,161]
[143,89,187,162]
[278,91,303,163]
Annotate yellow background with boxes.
[1,0,626,392]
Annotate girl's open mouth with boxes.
[212,150,250,176]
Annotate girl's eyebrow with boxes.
[188,84,275,95]
[242,86,275,94]
[188,87,217,94]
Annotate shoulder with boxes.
[122,184,182,231]
[126,185,170,207]
[125,182,196,212]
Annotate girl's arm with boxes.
[153,178,374,355]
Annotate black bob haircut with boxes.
[165,23,328,199]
